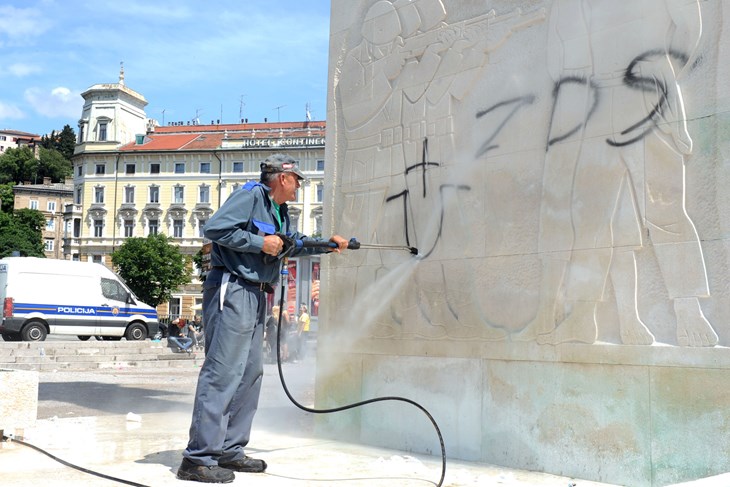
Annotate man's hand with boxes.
[262,234,284,256]
[329,235,349,253]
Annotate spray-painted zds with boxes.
[330,0,724,348]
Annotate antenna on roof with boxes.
[273,105,286,123]
[305,102,312,122]
[119,61,125,85]
[239,95,246,121]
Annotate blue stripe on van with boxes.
[12,303,158,320]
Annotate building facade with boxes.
[66,72,326,320]
[0,129,40,156]
[13,178,73,259]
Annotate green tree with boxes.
[40,125,76,161]
[57,125,77,160]
[0,147,37,183]
[111,234,191,307]
[0,208,46,258]
[0,182,14,212]
[192,248,206,283]
[37,147,72,182]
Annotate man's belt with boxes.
[212,266,274,294]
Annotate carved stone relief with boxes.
[330,0,724,348]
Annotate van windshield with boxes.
[115,274,142,302]
[101,277,131,302]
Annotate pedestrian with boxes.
[167,318,194,352]
[264,305,287,363]
[177,153,349,483]
[296,304,310,360]
[188,315,203,350]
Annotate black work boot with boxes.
[177,458,235,483]
[219,456,267,473]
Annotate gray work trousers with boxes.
[183,271,266,466]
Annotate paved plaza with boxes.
[3,343,717,486]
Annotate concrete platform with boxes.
[1,411,623,487]
[0,346,703,487]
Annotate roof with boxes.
[153,120,325,135]
[1,129,41,138]
[119,120,326,152]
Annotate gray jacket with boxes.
[204,181,329,284]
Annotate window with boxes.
[233,162,244,173]
[290,213,299,233]
[124,186,135,204]
[199,185,210,203]
[95,164,106,175]
[174,186,184,204]
[150,163,160,174]
[173,219,183,238]
[200,162,211,174]
[77,165,83,177]
[315,215,322,235]
[148,219,159,236]
[47,201,56,212]
[174,163,185,174]
[316,184,323,202]
[92,255,103,264]
[101,277,128,302]
[94,186,104,204]
[124,219,134,237]
[72,253,80,261]
[198,219,207,237]
[125,163,135,174]
[316,159,325,171]
[46,218,55,231]
[169,296,181,319]
[149,185,159,203]
[75,187,82,205]
[99,122,107,141]
[93,219,103,237]
[73,219,81,238]
[44,239,54,252]
[29,200,38,210]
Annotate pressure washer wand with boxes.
[296,237,418,255]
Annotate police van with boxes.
[0,257,159,342]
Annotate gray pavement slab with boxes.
[1,347,624,486]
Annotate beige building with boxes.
[66,70,327,319]
[13,178,73,259]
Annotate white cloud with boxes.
[0,6,50,41]
[24,86,82,118]
[8,63,41,77]
[0,101,25,120]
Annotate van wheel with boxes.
[1,333,21,342]
[125,323,147,341]
[78,336,91,341]
[21,321,47,341]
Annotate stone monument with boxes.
[320,1,730,486]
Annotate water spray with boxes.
[275,241,447,487]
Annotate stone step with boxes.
[0,340,201,371]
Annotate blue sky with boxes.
[0,0,331,136]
